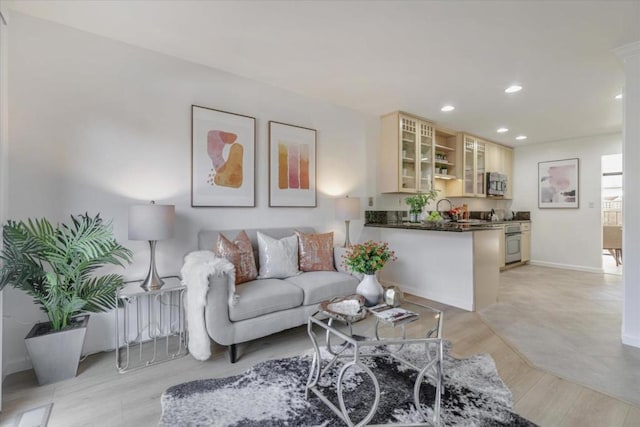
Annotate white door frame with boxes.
[0,4,9,411]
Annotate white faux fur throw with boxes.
[181,251,236,361]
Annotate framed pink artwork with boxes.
[538,158,579,208]
[191,105,256,207]
[268,121,317,207]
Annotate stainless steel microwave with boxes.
[487,172,507,197]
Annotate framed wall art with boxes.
[268,121,317,207]
[191,105,256,207]
[538,158,579,209]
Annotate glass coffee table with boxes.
[306,297,444,426]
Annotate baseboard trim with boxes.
[396,283,473,312]
[530,260,604,274]
[4,355,32,378]
[622,333,640,348]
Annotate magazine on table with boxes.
[366,303,420,325]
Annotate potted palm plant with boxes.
[405,189,439,222]
[0,213,132,385]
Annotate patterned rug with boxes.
[161,345,536,426]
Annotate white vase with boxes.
[357,274,384,307]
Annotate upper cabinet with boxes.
[379,112,512,198]
[447,134,486,197]
[446,135,513,199]
[486,142,514,199]
[379,112,437,193]
[434,127,457,180]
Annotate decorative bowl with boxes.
[319,294,367,323]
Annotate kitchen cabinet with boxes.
[434,127,457,179]
[521,222,531,262]
[446,134,487,197]
[379,112,436,193]
[433,126,458,195]
[498,224,506,268]
[486,143,514,199]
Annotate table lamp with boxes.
[128,201,175,290]
[335,196,361,247]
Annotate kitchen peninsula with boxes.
[361,216,501,312]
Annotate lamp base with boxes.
[343,220,352,248]
[140,240,165,291]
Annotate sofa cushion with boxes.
[257,232,301,279]
[214,230,258,284]
[284,271,359,305]
[198,227,317,269]
[296,230,335,272]
[229,279,303,322]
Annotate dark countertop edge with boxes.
[364,223,503,232]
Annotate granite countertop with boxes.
[363,210,531,232]
[364,222,504,232]
[475,219,531,224]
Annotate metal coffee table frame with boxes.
[306,306,444,427]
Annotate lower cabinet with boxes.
[498,225,506,269]
[521,223,531,263]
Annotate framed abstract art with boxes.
[538,158,579,209]
[268,121,317,207]
[191,105,256,207]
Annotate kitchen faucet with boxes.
[436,198,452,214]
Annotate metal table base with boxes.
[306,314,444,427]
[115,276,188,373]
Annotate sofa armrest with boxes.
[333,247,348,274]
[204,272,237,346]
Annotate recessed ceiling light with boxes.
[615,93,623,100]
[497,127,509,133]
[515,135,527,141]
[505,85,523,94]
[441,105,455,112]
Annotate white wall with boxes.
[3,13,378,375]
[512,133,621,272]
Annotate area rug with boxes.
[161,344,536,426]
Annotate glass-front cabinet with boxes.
[379,112,435,193]
[476,140,486,196]
[400,117,418,192]
[463,137,475,195]
[418,121,434,192]
[460,134,486,197]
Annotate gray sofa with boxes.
[198,227,359,362]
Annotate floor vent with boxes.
[14,403,52,427]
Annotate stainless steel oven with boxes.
[505,223,522,264]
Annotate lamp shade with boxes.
[335,197,361,221]
[128,203,175,241]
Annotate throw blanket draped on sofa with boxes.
[181,251,237,361]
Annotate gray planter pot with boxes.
[24,315,89,385]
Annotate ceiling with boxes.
[6,0,640,146]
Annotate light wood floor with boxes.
[482,264,640,407]
[2,284,640,426]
